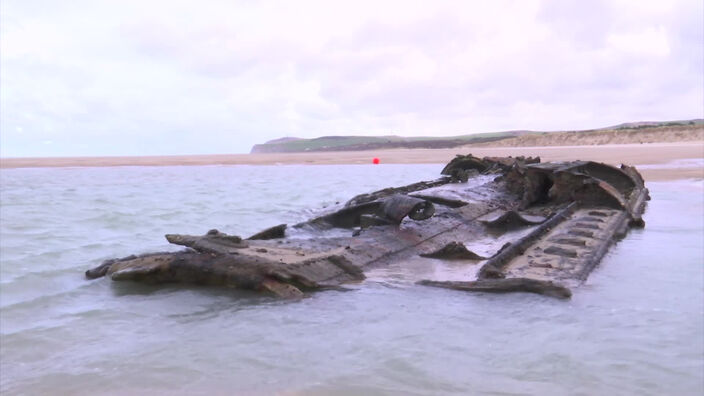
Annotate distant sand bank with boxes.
[472,125,703,147]
[2,141,702,181]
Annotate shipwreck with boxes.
[86,154,649,299]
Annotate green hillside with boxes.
[250,119,703,153]
[250,131,524,153]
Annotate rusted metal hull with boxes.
[86,154,648,299]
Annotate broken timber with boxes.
[85,154,649,300]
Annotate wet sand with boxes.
[1,142,702,181]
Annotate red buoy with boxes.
[372,157,380,164]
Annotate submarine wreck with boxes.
[85,154,649,300]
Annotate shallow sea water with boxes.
[1,164,702,395]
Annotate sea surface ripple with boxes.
[1,164,702,395]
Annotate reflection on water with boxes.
[1,166,702,395]
[637,158,704,169]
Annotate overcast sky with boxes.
[1,0,702,157]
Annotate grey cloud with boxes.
[537,0,613,49]
[1,0,701,157]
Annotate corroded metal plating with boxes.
[86,154,648,299]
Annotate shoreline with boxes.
[1,141,702,181]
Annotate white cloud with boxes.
[607,27,670,57]
[0,0,701,157]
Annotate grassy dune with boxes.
[251,119,703,153]
[471,123,703,147]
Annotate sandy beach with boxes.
[2,141,702,181]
